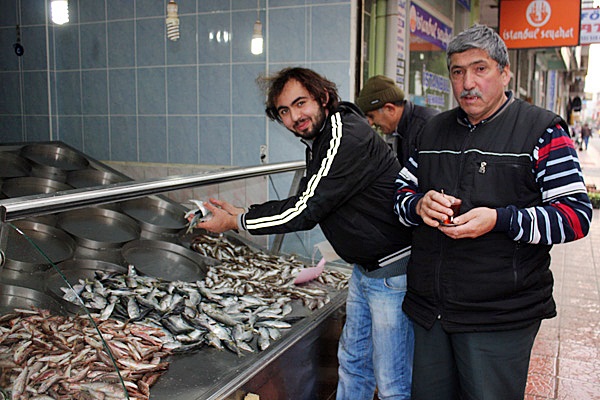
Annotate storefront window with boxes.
[418,0,452,18]
[408,2,453,111]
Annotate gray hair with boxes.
[446,24,509,72]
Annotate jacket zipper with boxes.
[436,122,480,320]
[434,237,445,320]
[513,243,520,291]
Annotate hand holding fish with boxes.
[186,198,243,234]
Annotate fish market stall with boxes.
[0,142,350,400]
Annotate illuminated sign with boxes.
[581,8,600,45]
[499,0,581,49]
[409,3,453,51]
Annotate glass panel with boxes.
[417,0,452,18]
[0,221,130,399]
[409,45,452,111]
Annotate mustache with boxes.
[460,89,483,98]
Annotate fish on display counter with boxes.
[0,308,171,399]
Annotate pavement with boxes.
[525,136,600,399]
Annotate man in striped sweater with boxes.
[393,24,592,400]
[194,67,414,399]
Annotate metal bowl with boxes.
[2,220,76,273]
[0,151,31,178]
[21,144,89,183]
[24,214,59,226]
[0,284,73,315]
[1,176,73,198]
[72,246,126,265]
[122,239,219,282]
[66,168,130,189]
[57,208,141,249]
[119,196,188,234]
[45,259,128,301]
[20,143,89,171]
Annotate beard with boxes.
[290,105,327,140]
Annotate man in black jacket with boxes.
[192,67,413,399]
[394,25,592,400]
[356,75,438,166]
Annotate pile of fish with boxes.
[0,232,350,399]
[191,233,350,310]
[60,265,290,357]
[57,234,349,360]
[0,308,171,400]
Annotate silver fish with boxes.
[185,199,213,233]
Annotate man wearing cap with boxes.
[356,75,439,166]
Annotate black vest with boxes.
[404,98,564,332]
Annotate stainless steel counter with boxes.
[0,141,347,400]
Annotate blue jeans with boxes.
[336,265,414,400]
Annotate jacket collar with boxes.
[457,91,515,129]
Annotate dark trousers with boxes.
[412,320,541,400]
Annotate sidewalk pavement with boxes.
[525,137,600,399]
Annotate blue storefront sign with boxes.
[408,3,453,51]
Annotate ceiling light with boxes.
[251,20,263,55]
[51,0,69,25]
[251,0,263,55]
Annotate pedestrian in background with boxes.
[192,67,414,399]
[356,75,439,166]
[394,24,592,400]
[581,122,592,150]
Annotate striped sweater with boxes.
[395,104,592,245]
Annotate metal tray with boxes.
[45,259,128,300]
[72,246,126,265]
[1,176,73,198]
[57,207,141,249]
[0,151,31,178]
[3,220,76,272]
[66,168,130,188]
[20,143,89,171]
[24,214,59,226]
[0,284,72,315]
[119,196,188,234]
[121,239,219,282]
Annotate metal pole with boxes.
[0,161,305,222]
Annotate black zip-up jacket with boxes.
[242,102,412,269]
[405,97,562,332]
[394,101,439,167]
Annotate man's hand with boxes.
[438,207,497,239]
[416,190,460,227]
[415,190,497,239]
[187,198,244,234]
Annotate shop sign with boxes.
[409,3,453,51]
[457,0,471,11]
[546,70,557,113]
[396,0,408,87]
[422,69,451,108]
[581,8,600,45]
[499,0,581,49]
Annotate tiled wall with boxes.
[0,0,353,166]
[0,0,353,259]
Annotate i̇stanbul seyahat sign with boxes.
[499,0,581,49]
